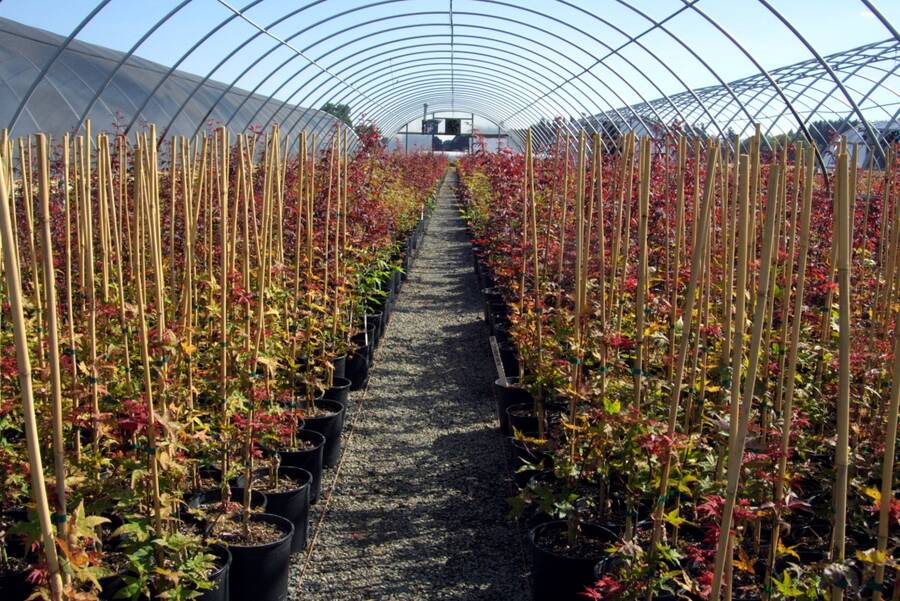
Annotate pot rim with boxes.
[222,513,294,551]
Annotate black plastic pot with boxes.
[494,378,534,436]
[227,513,294,601]
[507,402,540,436]
[98,572,130,600]
[509,437,551,489]
[382,298,392,328]
[274,429,325,504]
[198,465,223,484]
[528,521,616,601]
[498,343,519,380]
[304,399,346,468]
[331,355,347,380]
[324,376,352,405]
[236,467,312,554]
[0,562,33,601]
[372,301,388,338]
[347,347,369,391]
[365,312,383,347]
[351,327,377,367]
[197,544,231,601]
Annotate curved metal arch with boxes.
[758,51,900,144]
[803,57,900,148]
[74,0,198,134]
[699,11,890,149]
[278,45,592,150]
[678,0,848,171]
[365,82,575,151]
[753,0,885,162]
[170,0,328,140]
[254,21,638,152]
[5,0,899,160]
[472,0,710,141]
[326,79,554,142]
[863,0,900,43]
[605,0,769,152]
[224,10,651,144]
[287,73,570,156]
[279,54,601,147]
[6,0,113,131]
[248,34,622,145]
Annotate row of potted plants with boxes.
[459,129,899,600]
[0,121,445,600]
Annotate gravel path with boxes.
[293,168,529,600]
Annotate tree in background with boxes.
[321,102,352,127]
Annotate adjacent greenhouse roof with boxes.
[0,16,351,149]
[0,1,898,157]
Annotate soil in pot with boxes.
[323,376,352,405]
[272,429,326,504]
[529,520,617,601]
[188,488,268,525]
[216,513,293,601]
[235,467,312,554]
[0,554,32,601]
[494,378,534,436]
[304,399,346,468]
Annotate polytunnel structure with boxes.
[3,3,900,601]
[1,0,899,155]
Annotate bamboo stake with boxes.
[831,151,851,601]
[133,140,165,560]
[711,162,782,601]
[590,133,607,393]
[634,136,650,411]
[36,133,68,543]
[19,138,45,365]
[218,127,229,421]
[0,137,64,600]
[62,134,80,461]
[525,128,545,438]
[79,131,101,445]
[669,136,686,380]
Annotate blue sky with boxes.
[1,0,897,133]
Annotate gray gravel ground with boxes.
[291,169,529,600]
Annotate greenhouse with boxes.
[0,1,898,600]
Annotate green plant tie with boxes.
[865,578,885,593]
[51,513,67,525]
[87,376,98,384]
[631,367,642,377]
